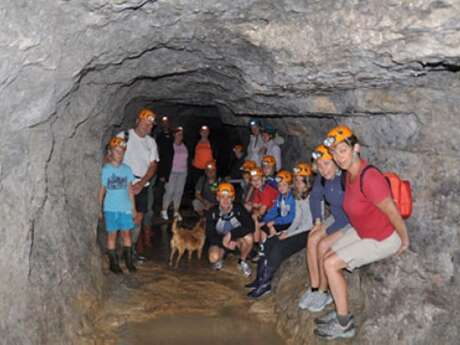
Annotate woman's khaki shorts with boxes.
[331,227,401,271]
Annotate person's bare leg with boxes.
[238,234,254,260]
[317,231,343,291]
[208,245,225,263]
[307,229,325,288]
[324,254,349,316]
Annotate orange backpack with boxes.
[360,166,413,219]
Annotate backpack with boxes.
[359,165,413,219]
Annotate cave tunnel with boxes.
[1,1,459,345]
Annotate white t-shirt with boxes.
[247,134,264,166]
[117,129,159,182]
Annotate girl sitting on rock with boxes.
[247,163,314,299]
[298,144,350,313]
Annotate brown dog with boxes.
[169,217,206,268]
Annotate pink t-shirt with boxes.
[172,143,188,173]
[343,160,394,241]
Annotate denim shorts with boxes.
[104,212,134,232]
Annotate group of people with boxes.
[98,108,410,340]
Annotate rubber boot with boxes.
[245,257,265,289]
[108,249,123,274]
[123,246,137,272]
[247,259,272,299]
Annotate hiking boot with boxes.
[305,291,333,312]
[298,288,320,310]
[245,258,265,288]
[247,262,272,299]
[315,311,355,326]
[212,259,224,271]
[108,250,123,274]
[123,246,137,273]
[238,260,252,277]
[314,315,356,340]
[160,210,169,221]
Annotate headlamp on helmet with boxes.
[262,155,276,167]
[201,125,209,131]
[205,160,216,171]
[109,137,127,150]
[324,125,354,148]
[217,182,235,198]
[275,170,293,185]
[312,145,333,161]
[293,163,312,176]
[138,108,156,123]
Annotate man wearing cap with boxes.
[117,108,160,258]
[193,160,221,216]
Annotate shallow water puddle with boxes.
[117,312,285,345]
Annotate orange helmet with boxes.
[138,108,156,123]
[109,137,127,150]
[323,125,353,148]
[250,167,264,178]
[205,160,217,171]
[276,170,293,185]
[262,155,276,167]
[233,144,244,153]
[241,160,257,172]
[216,182,235,198]
[312,145,333,161]
[293,163,312,177]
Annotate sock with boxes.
[337,314,351,327]
[311,287,319,292]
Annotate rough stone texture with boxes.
[0,0,459,344]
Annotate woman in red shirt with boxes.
[314,125,409,340]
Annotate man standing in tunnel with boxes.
[118,108,159,260]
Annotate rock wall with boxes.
[0,0,459,344]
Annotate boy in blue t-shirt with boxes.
[98,137,137,274]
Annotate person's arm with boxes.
[283,201,303,237]
[273,194,296,225]
[128,183,138,224]
[376,197,410,255]
[262,200,279,223]
[273,145,282,171]
[97,186,106,219]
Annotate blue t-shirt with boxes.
[101,163,134,213]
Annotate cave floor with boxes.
[83,215,286,345]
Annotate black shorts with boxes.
[261,223,291,235]
[135,186,149,213]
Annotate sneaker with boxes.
[306,291,333,312]
[174,211,183,221]
[315,311,355,326]
[238,260,252,277]
[314,315,356,339]
[160,210,169,221]
[298,288,319,310]
[212,259,224,271]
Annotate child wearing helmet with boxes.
[312,125,409,340]
[98,137,138,274]
[258,170,296,241]
[298,144,350,314]
[237,160,257,205]
[244,167,279,253]
[247,163,314,299]
[206,182,255,277]
[261,155,278,188]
